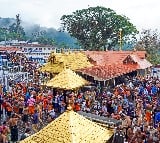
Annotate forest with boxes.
[0,17,78,48]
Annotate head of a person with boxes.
[25,128,31,133]
[3,121,6,125]
[11,113,16,118]
[34,109,38,113]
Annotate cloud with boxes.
[0,0,159,31]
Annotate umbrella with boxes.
[46,68,89,90]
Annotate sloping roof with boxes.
[78,111,122,126]
[123,54,152,69]
[84,51,146,65]
[40,52,92,73]
[138,59,152,69]
[79,51,150,80]
[0,47,20,52]
[46,68,89,89]
[39,62,65,73]
[20,109,113,143]
[79,63,137,81]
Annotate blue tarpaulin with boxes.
[155,112,160,123]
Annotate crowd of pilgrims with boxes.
[0,73,160,143]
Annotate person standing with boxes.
[27,95,35,115]
[6,101,13,119]
[0,94,3,119]
[0,130,7,143]
[1,121,10,143]
[8,113,21,143]
[31,109,40,133]
[21,107,29,128]
[112,126,125,143]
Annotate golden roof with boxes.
[20,110,113,143]
[46,68,89,90]
[40,52,93,73]
[40,62,65,73]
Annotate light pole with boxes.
[119,28,122,51]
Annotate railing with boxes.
[0,71,29,90]
[77,111,122,127]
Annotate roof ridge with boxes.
[68,111,75,143]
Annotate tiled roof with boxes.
[0,47,20,52]
[79,51,151,81]
[79,63,137,81]
[84,51,146,65]
[123,54,152,69]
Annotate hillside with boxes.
[0,17,78,48]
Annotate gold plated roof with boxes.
[46,68,89,90]
[20,110,113,143]
[40,62,65,73]
[40,52,93,73]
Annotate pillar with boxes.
[113,78,115,86]
[103,80,106,87]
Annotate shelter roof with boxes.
[0,47,20,52]
[79,63,137,81]
[77,111,122,126]
[46,68,89,90]
[20,110,113,143]
[79,51,151,80]
[123,54,152,69]
[84,51,146,65]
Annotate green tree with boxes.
[135,29,160,65]
[60,6,138,50]
[0,28,7,41]
[59,42,69,49]
[8,14,26,40]
[36,36,57,46]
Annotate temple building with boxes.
[20,107,113,143]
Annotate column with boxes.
[113,78,115,86]
[103,80,106,87]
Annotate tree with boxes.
[8,14,26,40]
[0,28,7,41]
[36,36,57,46]
[135,29,160,65]
[60,6,138,50]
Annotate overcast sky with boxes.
[0,0,159,31]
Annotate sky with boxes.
[0,0,159,31]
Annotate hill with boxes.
[0,17,78,48]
